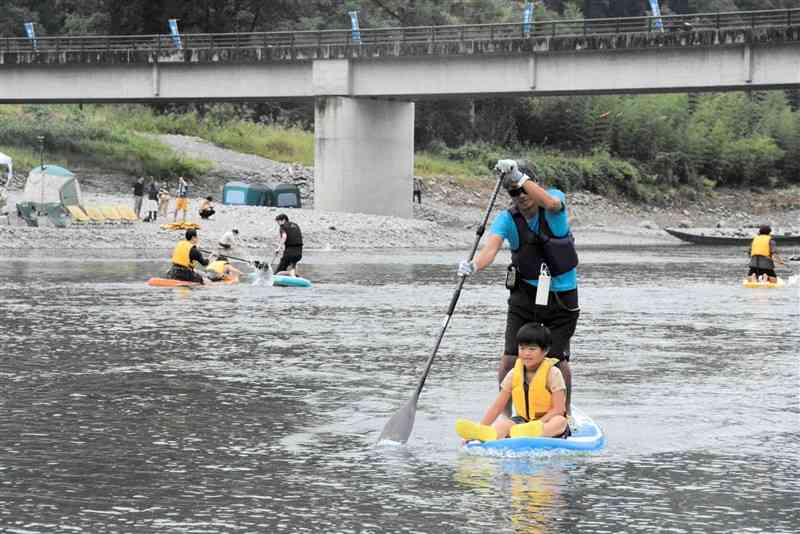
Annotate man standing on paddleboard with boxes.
[274,214,303,277]
[457,159,580,415]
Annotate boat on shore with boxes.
[664,228,800,246]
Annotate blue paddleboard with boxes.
[272,274,312,288]
[463,407,605,454]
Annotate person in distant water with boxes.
[167,228,209,284]
[217,228,242,257]
[173,176,189,222]
[457,159,579,416]
[274,213,303,276]
[205,258,242,282]
[747,224,784,283]
[199,196,215,220]
[413,176,423,205]
[158,186,171,218]
[455,323,569,442]
[133,177,145,219]
[144,180,159,222]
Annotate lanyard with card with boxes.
[535,263,551,306]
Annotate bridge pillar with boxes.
[314,96,414,218]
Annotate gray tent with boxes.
[17,165,82,227]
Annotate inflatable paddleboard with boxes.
[742,277,785,289]
[147,276,238,288]
[463,407,605,454]
[272,274,312,288]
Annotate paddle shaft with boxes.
[198,248,252,265]
[412,174,504,399]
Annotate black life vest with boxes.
[283,222,303,248]
[510,206,578,279]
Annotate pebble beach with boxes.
[1,134,798,256]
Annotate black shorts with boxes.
[168,265,204,284]
[504,283,579,361]
[276,253,302,273]
[748,267,777,278]
[510,415,571,439]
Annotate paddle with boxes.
[378,173,505,444]
[198,248,253,265]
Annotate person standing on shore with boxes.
[158,185,171,218]
[144,179,159,222]
[274,213,303,277]
[174,176,189,222]
[457,159,580,415]
[413,177,423,205]
[747,224,784,283]
[132,177,145,219]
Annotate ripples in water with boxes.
[1,247,798,532]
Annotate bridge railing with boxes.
[0,8,797,53]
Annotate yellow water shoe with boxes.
[455,419,498,442]
[509,420,544,438]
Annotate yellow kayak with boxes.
[742,277,785,289]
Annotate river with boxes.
[0,245,797,533]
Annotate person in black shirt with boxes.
[132,177,145,219]
[274,213,303,276]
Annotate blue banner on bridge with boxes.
[24,22,38,50]
[649,0,664,30]
[349,11,362,44]
[522,2,534,37]
[168,19,182,50]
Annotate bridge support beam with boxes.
[314,96,414,218]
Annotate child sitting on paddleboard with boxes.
[456,322,570,442]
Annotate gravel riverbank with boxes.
[2,134,799,255]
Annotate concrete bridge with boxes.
[1,9,799,217]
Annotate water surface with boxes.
[1,245,798,533]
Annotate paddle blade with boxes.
[266,264,275,286]
[378,395,418,444]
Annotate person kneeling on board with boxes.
[747,224,784,284]
[205,258,242,282]
[167,229,210,284]
[455,323,569,442]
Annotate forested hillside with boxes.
[0,1,796,36]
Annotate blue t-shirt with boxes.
[488,188,577,292]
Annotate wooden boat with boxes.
[664,228,800,246]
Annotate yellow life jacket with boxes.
[750,234,772,258]
[511,357,560,421]
[171,240,195,268]
[207,260,227,274]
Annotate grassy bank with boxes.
[92,105,315,167]
[0,105,213,179]
[416,143,705,204]
[0,104,704,204]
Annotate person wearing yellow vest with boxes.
[167,228,210,284]
[455,323,570,442]
[205,258,242,282]
[747,224,784,284]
